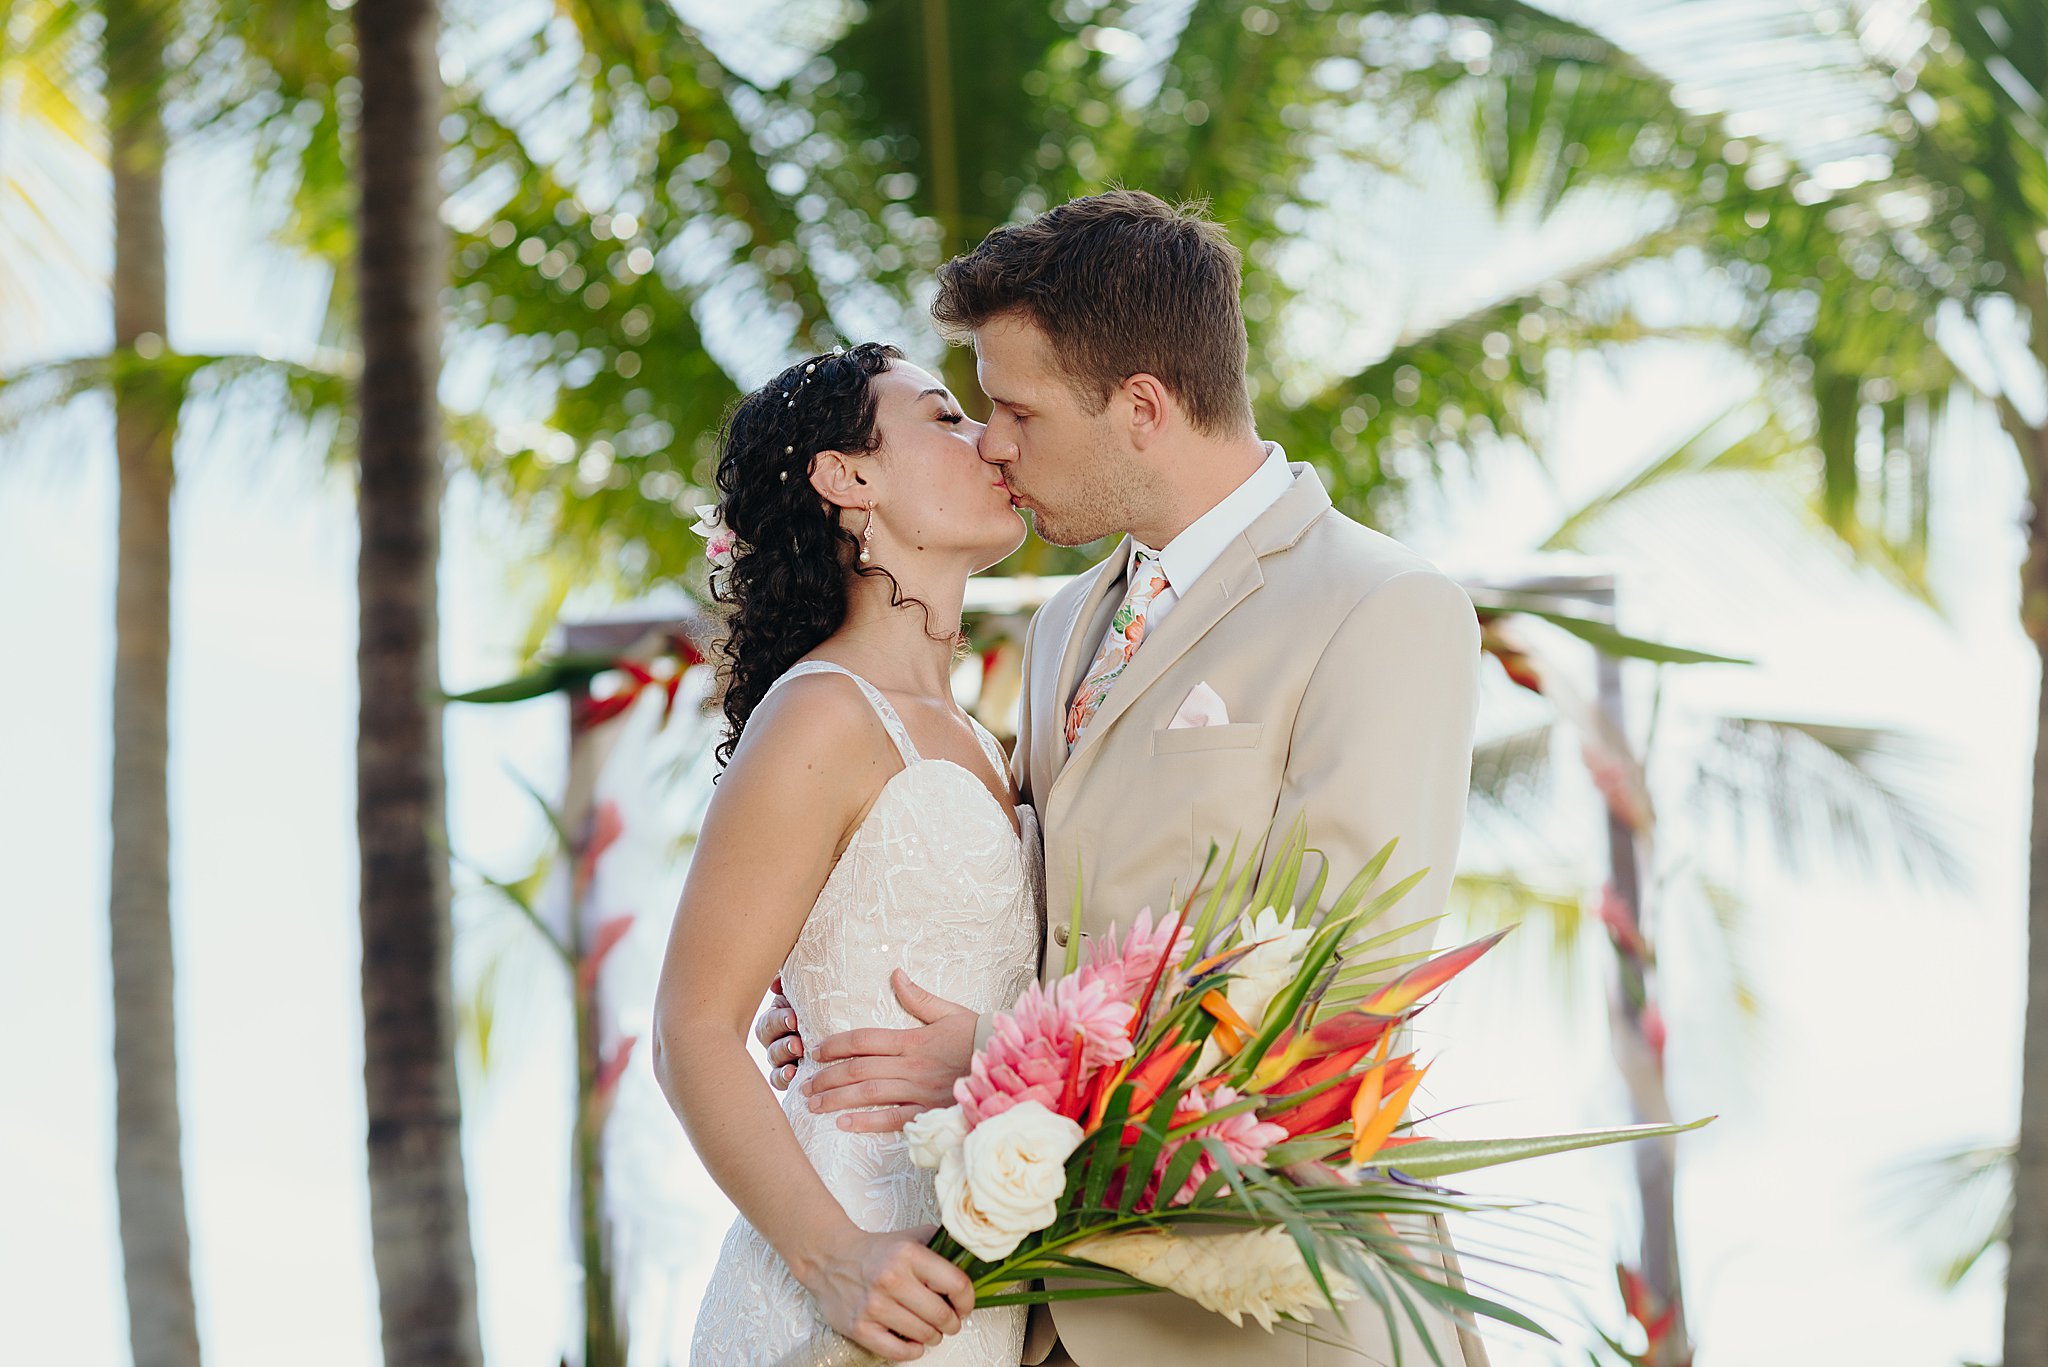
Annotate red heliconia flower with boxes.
[574,690,639,731]
[594,1034,638,1104]
[1639,1000,1667,1070]
[1583,738,1654,834]
[589,799,625,858]
[1616,1263,1682,1362]
[1086,1040,1195,1136]
[574,799,626,900]
[1478,617,1545,695]
[667,631,706,670]
[575,653,699,731]
[578,913,636,991]
[1597,884,1653,962]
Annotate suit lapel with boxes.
[1054,540,1264,794]
[1035,542,1131,795]
[1051,466,1333,799]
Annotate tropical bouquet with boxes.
[779,825,1712,1366]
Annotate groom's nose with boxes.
[977,428,1016,466]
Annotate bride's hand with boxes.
[798,1224,975,1361]
[804,970,978,1132]
[757,975,803,1090]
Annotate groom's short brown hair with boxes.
[931,189,1254,436]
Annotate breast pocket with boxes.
[1151,721,1266,755]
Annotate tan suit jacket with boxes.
[1007,463,1490,1367]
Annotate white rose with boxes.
[903,1104,969,1171]
[936,1148,1024,1262]
[937,1101,1084,1262]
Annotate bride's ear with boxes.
[809,448,873,511]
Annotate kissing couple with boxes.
[652,190,1490,1367]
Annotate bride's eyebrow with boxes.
[916,387,951,404]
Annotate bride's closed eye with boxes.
[935,409,965,425]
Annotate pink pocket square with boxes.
[1168,681,1230,729]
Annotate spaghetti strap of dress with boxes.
[966,715,1015,792]
[761,660,922,765]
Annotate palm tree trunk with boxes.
[2007,412,2048,1367]
[352,1,483,1362]
[919,0,986,418]
[103,1,201,1362]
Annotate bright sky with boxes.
[1,11,2035,1365]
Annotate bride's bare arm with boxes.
[652,678,974,1360]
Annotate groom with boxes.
[761,190,1488,1366]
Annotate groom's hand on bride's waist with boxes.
[795,969,977,1133]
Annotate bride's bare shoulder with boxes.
[720,669,896,790]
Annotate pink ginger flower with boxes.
[956,972,1136,1126]
[1085,906,1195,1004]
[1152,1084,1288,1208]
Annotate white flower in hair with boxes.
[691,503,739,570]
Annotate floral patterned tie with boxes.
[1065,550,1171,749]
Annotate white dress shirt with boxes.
[1116,440,1294,633]
[1071,441,1295,715]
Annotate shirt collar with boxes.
[1128,441,1294,593]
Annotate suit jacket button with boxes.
[1053,924,1070,947]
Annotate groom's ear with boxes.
[1120,372,1173,451]
[809,448,871,510]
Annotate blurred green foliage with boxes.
[9,0,2045,624]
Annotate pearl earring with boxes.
[859,501,876,564]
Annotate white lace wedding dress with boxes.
[691,662,1042,1367]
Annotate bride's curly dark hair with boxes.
[708,341,928,766]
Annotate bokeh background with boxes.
[3,1,2044,1365]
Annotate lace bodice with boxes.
[691,662,1042,1366]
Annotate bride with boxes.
[652,342,1039,1365]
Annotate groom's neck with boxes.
[1130,430,1271,550]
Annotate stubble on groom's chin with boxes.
[1026,465,1143,548]
[1027,502,1125,548]
[1027,506,1105,549]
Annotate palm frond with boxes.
[0,0,106,341]
[1690,874,1764,1025]
[1688,713,1969,891]
[1528,0,2035,591]
[1877,1138,2015,1290]
[1451,869,1586,984]
[1540,399,1801,550]
[1468,722,1556,820]
[1261,225,1697,524]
